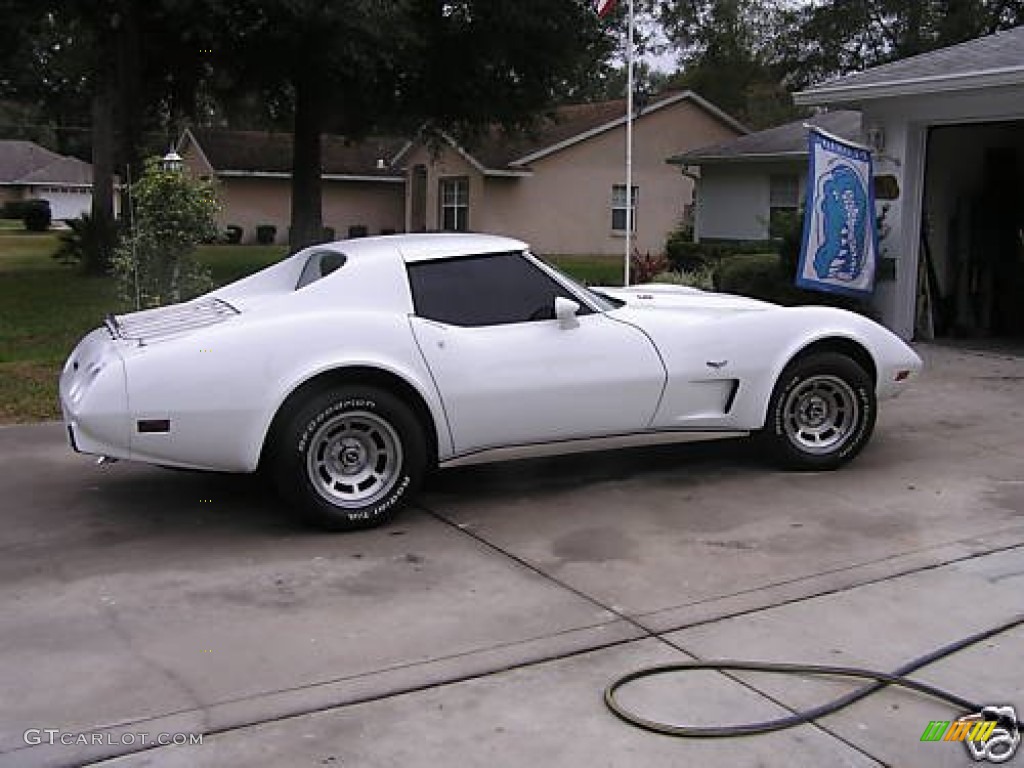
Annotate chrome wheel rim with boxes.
[781,375,860,455]
[306,410,403,507]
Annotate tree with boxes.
[583,62,674,104]
[7,0,618,255]
[0,4,93,156]
[112,158,217,308]
[1,1,219,272]
[653,1,1024,123]
[656,0,802,127]
[214,0,614,251]
[775,0,1024,88]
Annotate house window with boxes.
[769,174,799,238]
[611,185,638,232]
[439,177,469,232]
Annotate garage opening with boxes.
[921,121,1024,338]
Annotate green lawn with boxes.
[0,231,618,423]
[544,254,624,286]
[0,229,67,270]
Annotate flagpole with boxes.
[623,0,634,286]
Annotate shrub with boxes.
[629,249,669,285]
[1,199,28,219]
[716,250,874,315]
[224,224,243,244]
[22,199,52,232]
[2,198,49,221]
[664,225,698,269]
[256,224,277,244]
[53,213,122,275]
[347,224,368,238]
[717,253,785,297]
[776,208,805,279]
[255,224,277,244]
[665,236,780,272]
[322,226,336,242]
[652,265,716,291]
[113,157,218,307]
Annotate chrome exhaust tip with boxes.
[96,456,119,466]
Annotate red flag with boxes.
[595,0,616,17]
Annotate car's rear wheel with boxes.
[760,352,876,470]
[273,386,426,530]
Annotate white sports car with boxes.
[61,233,921,530]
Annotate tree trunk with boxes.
[90,24,118,275]
[289,78,325,252]
[116,0,144,218]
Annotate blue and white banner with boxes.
[796,128,878,297]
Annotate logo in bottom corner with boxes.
[920,705,1020,763]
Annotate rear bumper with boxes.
[60,328,131,460]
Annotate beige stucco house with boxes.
[178,91,744,255]
[395,91,746,256]
[178,129,407,244]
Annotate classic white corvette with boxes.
[61,233,921,529]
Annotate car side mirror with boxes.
[554,297,580,328]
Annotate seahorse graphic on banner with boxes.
[813,163,868,282]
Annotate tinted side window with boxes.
[407,252,587,327]
[295,249,347,290]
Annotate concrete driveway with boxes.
[1,344,1022,768]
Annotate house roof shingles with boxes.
[18,155,93,185]
[797,24,1024,103]
[453,91,747,171]
[0,140,92,185]
[186,91,746,177]
[187,129,407,178]
[668,110,862,165]
[458,98,642,169]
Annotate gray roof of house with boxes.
[667,110,861,165]
[797,25,1024,104]
[0,140,92,185]
[446,90,747,170]
[18,155,92,185]
[184,129,406,178]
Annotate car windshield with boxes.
[528,253,624,311]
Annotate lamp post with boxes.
[160,147,183,172]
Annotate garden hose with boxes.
[605,614,1024,738]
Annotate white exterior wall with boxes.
[31,185,92,220]
[860,83,1024,339]
[696,167,768,240]
[694,161,806,241]
[1,184,94,221]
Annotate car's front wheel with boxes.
[760,352,876,470]
[273,386,426,530]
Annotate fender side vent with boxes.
[137,419,171,434]
[724,380,740,413]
